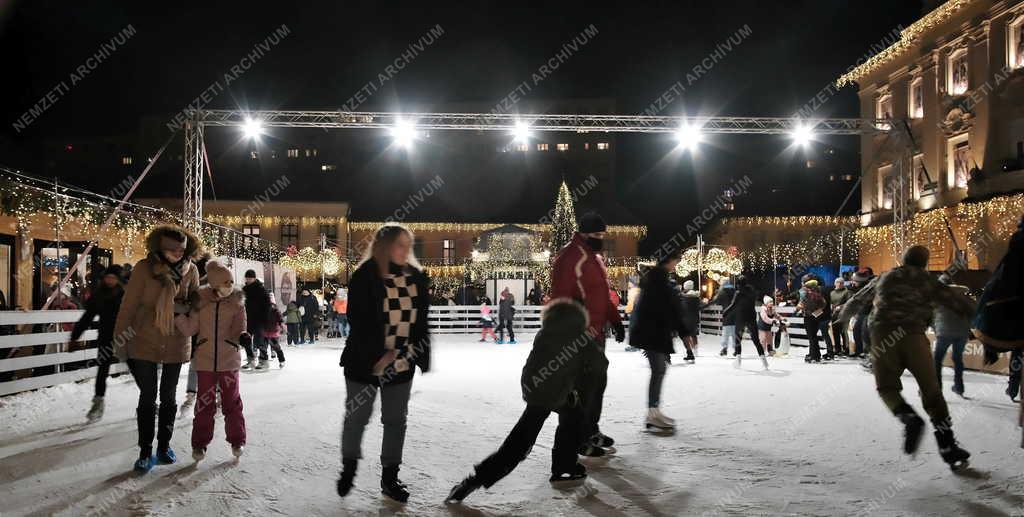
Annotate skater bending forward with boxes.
[840,245,973,470]
[337,223,431,503]
[174,260,248,461]
[447,298,591,503]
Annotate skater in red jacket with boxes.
[549,211,624,457]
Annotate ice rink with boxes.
[1,334,1022,516]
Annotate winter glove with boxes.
[613,321,626,343]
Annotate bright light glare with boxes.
[675,124,701,150]
[512,121,530,142]
[242,118,263,138]
[792,124,813,146]
[390,120,418,147]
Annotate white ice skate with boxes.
[242,359,256,372]
[86,397,104,422]
[645,408,675,432]
[760,356,770,371]
[192,447,206,462]
[232,445,244,459]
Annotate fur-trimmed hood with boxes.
[541,297,589,337]
[145,224,205,260]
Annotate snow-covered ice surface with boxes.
[1,335,1023,516]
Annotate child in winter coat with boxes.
[284,301,301,345]
[479,302,497,342]
[174,260,247,461]
[264,293,286,368]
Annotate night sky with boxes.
[0,1,925,254]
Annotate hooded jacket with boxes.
[521,299,589,410]
[175,287,246,372]
[550,233,621,336]
[629,266,690,354]
[340,258,431,385]
[114,225,203,364]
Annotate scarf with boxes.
[151,253,187,336]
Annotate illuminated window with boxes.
[948,48,969,95]
[913,153,936,198]
[281,224,299,247]
[121,156,133,165]
[909,77,924,119]
[321,164,337,171]
[597,142,609,150]
[514,143,528,152]
[584,143,590,150]
[876,93,893,129]
[947,134,970,189]
[442,239,456,264]
[556,143,569,151]
[287,148,299,158]
[879,164,895,209]
[319,223,337,243]
[1010,17,1024,69]
[537,143,549,151]
[305,148,318,157]
[242,224,260,248]
[250,151,259,160]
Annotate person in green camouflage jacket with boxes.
[839,245,973,470]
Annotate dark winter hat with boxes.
[577,212,607,234]
[102,264,124,280]
[902,245,930,269]
[852,267,874,283]
[244,269,257,279]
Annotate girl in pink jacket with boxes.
[175,260,247,462]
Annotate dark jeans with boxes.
[267,337,285,362]
[646,351,668,408]
[733,320,766,357]
[301,320,317,343]
[94,343,115,398]
[498,317,515,342]
[579,338,609,441]
[473,403,582,487]
[128,359,183,455]
[805,315,833,360]
[244,329,268,361]
[933,335,967,392]
[853,315,869,356]
[342,379,412,467]
[831,319,849,355]
[286,323,299,344]
[1009,349,1023,397]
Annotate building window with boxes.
[250,151,259,160]
[1010,17,1024,69]
[909,77,924,119]
[242,224,260,248]
[879,164,895,209]
[537,143,549,151]
[948,134,971,189]
[121,156,133,165]
[584,143,590,150]
[876,92,893,129]
[442,239,456,264]
[281,224,299,247]
[318,223,338,244]
[948,48,969,95]
[556,143,569,151]
[305,148,318,157]
[271,150,278,159]
[514,143,528,152]
[287,148,299,158]
[321,164,337,171]
[597,142,609,150]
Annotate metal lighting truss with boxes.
[182,109,892,234]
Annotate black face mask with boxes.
[585,237,604,252]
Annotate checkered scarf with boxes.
[372,269,418,376]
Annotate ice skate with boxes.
[645,408,676,432]
[760,355,769,371]
[578,443,606,458]
[192,447,206,462]
[733,355,742,369]
[381,466,410,503]
[895,406,925,455]
[231,444,244,459]
[241,358,256,371]
[590,431,615,448]
[935,427,970,472]
[86,397,104,422]
[254,359,269,371]
[279,360,286,369]
[446,475,481,503]
[549,463,587,488]
[337,459,357,498]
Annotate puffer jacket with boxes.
[628,266,689,354]
[175,287,246,372]
[521,298,590,410]
[862,266,974,332]
[114,226,203,364]
[933,284,975,338]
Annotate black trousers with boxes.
[733,320,766,356]
[804,315,833,360]
[128,359,182,454]
[244,328,269,361]
[853,315,869,356]
[300,320,318,342]
[1009,349,1023,396]
[473,403,582,487]
[497,317,515,341]
[831,319,849,355]
[93,342,115,398]
[579,339,609,441]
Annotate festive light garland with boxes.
[278,246,345,279]
[204,214,346,227]
[675,247,743,280]
[349,221,647,237]
[836,0,975,87]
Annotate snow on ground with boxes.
[1,335,1023,516]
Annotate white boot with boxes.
[86,397,104,421]
[645,408,675,430]
[255,359,269,371]
[760,355,770,371]
[232,445,244,458]
[653,407,675,426]
[242,359,256,371]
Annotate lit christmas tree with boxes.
[550,180,577,252]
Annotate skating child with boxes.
[479,301,497,342]
[447,299,590,504]
[264,294,286,368]
[285,301,301,346]
[174,260,247,461]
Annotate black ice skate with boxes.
[337,458,357,498]
[445,475,481,503]
[934,427,970,472]
[894,405,925,455]
[549,463,587,488]
[381,465,410,503]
